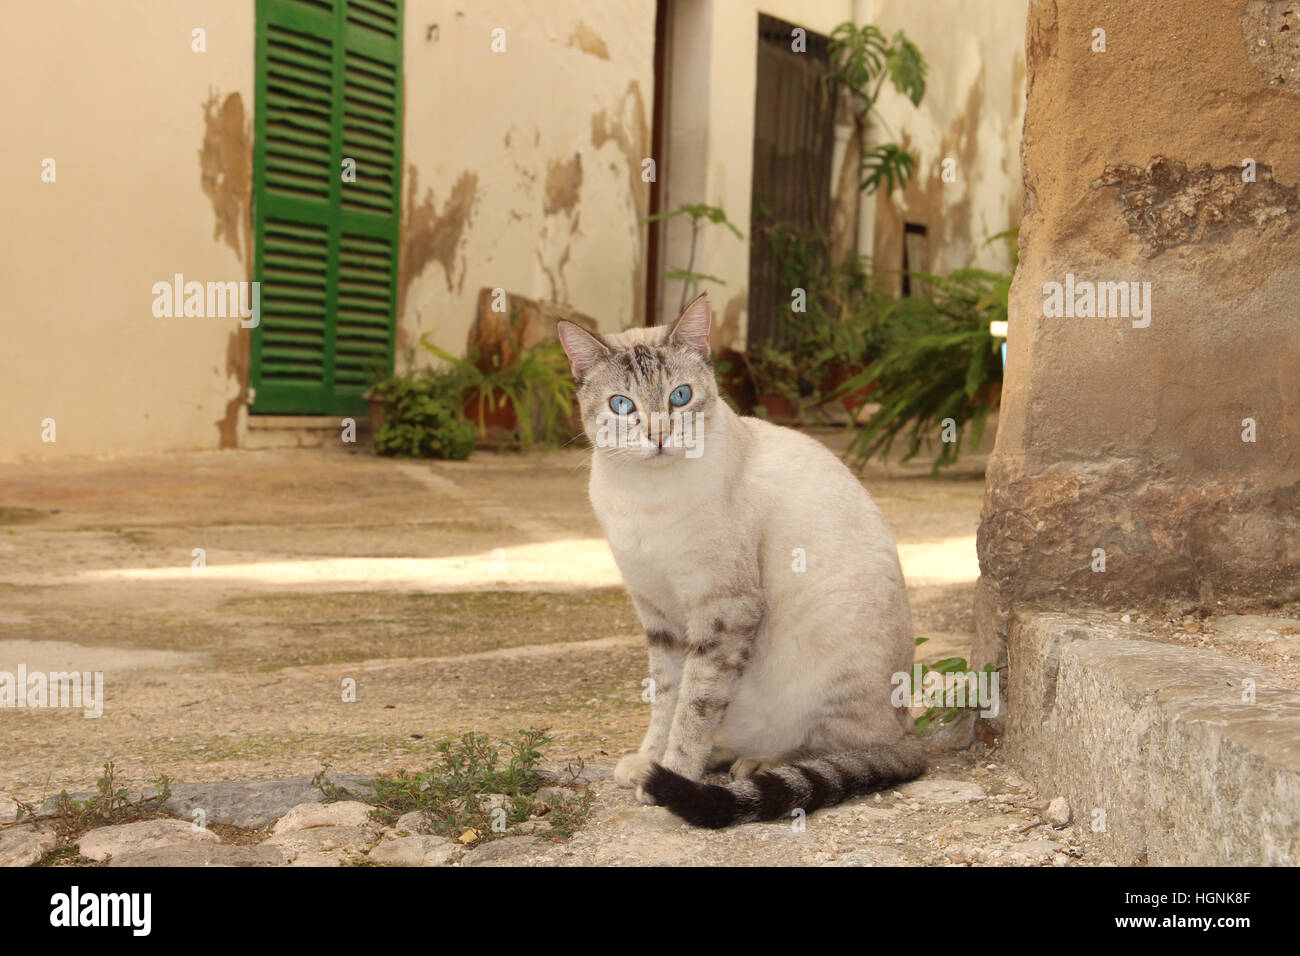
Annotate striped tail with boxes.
[641,739,927,829]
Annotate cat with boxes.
[556,294,925,828]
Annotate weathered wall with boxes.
[869,0,1026,287]
[0,0,654,460]
[975,0,1300,670]
[0,0,255,459]
[400,0,656,363]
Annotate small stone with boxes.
[272,800,374,834]
[393,810,429,835]
[79,818,220,862]
[897,779,986,805]
[421,841,462,866]
[534,786,571,805]
[1008,839,1060,865]
[0,824,57,867]
[462,837,546,867]
[109,843,289,867]
[1044,796,1071,828]
[458,828,480,844]
[264,824,379,866]
[368,835,460,867]
[163,774,375,829]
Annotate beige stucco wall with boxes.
[0,0,654,461]
[1,0,255,460]
[399,0,656,361]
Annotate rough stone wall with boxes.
[975,0,1300,670]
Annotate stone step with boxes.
[1005,611,1300,865]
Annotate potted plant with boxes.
[742,346,803,422]
[836,256,1011,474]
[367,366,476,460]
[760,221,888,421]
[420,334,576,448]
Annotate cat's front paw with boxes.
[614,751,656,789]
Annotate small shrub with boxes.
[369,368,476,460]
[12,761,172,838]
[317,728,594,843]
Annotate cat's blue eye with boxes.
[669,385,692,407]
[609,394,635,415]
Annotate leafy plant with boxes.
[763,221,887,407]
[836,261,1010,474]
[859,143,918,197]
[640,203,743,314]
[368,365,476,460]
[911,641,997,733]
[421,334,575,448]
[318,728,594,843]
[828,22,927,198]
[415,302,576,449]
[742,345,804,418]
[10,762,172,838]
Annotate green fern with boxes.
[835,265,1010,475]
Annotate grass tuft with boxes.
[316,727,594,843]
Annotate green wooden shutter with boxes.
[250,0,403,416]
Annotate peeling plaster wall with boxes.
[0,0,255,460]
[401,0,655,363]
[0,0,1021,459]
[869,0,1027,287]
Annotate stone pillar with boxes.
[975,0,1300,672]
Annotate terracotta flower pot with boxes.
[824,365,876,414]
[364,393,385,434]
[757,394,795,421]
[463,387,517,432]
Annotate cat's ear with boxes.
[556,320,610,380]
[668,294,712,358]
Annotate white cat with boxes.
[557,294,924,827]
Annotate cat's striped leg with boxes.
[615,624,684,791]
[653,600,762,792]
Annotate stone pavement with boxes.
[0,432,1119,865]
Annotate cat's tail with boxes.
[641,739,927,829]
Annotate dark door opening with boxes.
[746,13,836,348]
[901,221,928,296]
